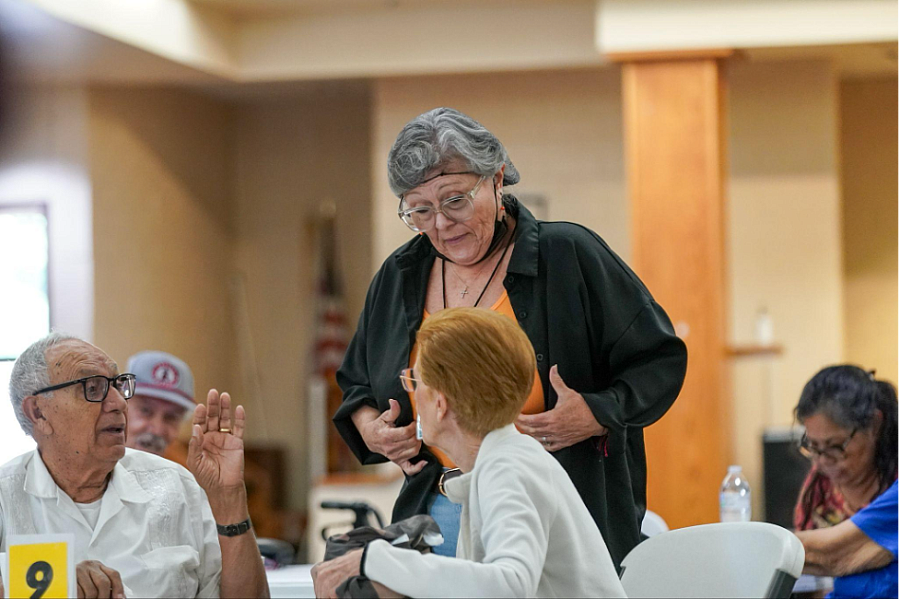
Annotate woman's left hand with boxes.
[516,365,607,452]
[311,549,363,599]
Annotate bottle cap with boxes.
[728,465,742,473]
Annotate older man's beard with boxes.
[132,432,168,456]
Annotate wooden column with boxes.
[619,51,732,528]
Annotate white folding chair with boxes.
[641,509,670,537]
[620,522,805,598]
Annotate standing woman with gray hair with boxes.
[333,107,687,568]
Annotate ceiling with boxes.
[186,0,506,17]
[0,0,895,90]
[0,0,223,84]
[744,42,898,80]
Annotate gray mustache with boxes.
[133,432,167,454]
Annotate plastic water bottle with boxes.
[719,465,752,522]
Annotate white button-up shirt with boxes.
[0,449,222,598]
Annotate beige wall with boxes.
[232,88,372,508]
[87,84,372,512]
[89,87,237,415]
[372,68,629,271]
[840,77,898,385]
[727,60,845,517]
[0,86,94,340]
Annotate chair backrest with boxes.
[620,522,805,598]
[641,509,670,537]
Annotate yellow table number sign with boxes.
[5,535,75,599]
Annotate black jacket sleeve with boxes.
[333,266,389,466]
[542,223,687,458]
[581,299,687,457]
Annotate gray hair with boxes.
[387,107,521,197]
[9,331,80,435]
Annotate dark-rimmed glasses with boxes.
[798,428,857,461]
[398,174,486,233]
[399,368,423,393]
[33,373,136,403]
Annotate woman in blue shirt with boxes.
[794,365,898,598]
[798,480,897,598]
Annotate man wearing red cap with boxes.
[125,350,195,459]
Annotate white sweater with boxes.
[364,424,626,598]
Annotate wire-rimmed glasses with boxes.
[797,428,857,461]
[398,175,486,233]
[399,368,423,393]
[33,373,137,403]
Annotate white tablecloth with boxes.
[266,564,315,598]
[267,563,830,598]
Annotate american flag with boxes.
[309,206,357,477]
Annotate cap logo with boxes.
[151,362,180,387]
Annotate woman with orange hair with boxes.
[315,308,626,598]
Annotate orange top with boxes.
[408,291,545,467]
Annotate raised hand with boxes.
[187,389,245,493]
[516,364,607,452]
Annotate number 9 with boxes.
[26,561,53,599]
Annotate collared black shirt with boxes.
[334,198,687,569]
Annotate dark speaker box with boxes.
[762,427,812,529]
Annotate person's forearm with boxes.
[796,525,893,578]
[209,487,270,598]
[803,563,832,576]
[797,530,839,575]
[218,531,268,598]
[351,405,382,453]
[366,540,535,598]
[802,546,856,577]
[351,405,379,430]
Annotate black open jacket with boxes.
[334,198,687,569]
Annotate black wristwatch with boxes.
[216,517,253,537]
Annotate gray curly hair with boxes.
[9,331,80,435]
[387,107,521,197]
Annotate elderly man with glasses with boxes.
[0,333,269,599]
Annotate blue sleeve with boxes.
[851,480,898,558]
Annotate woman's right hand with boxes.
[354,399,425,475]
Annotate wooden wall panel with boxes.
[622,58,731,528]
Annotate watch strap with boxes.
[216,517,252,537]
